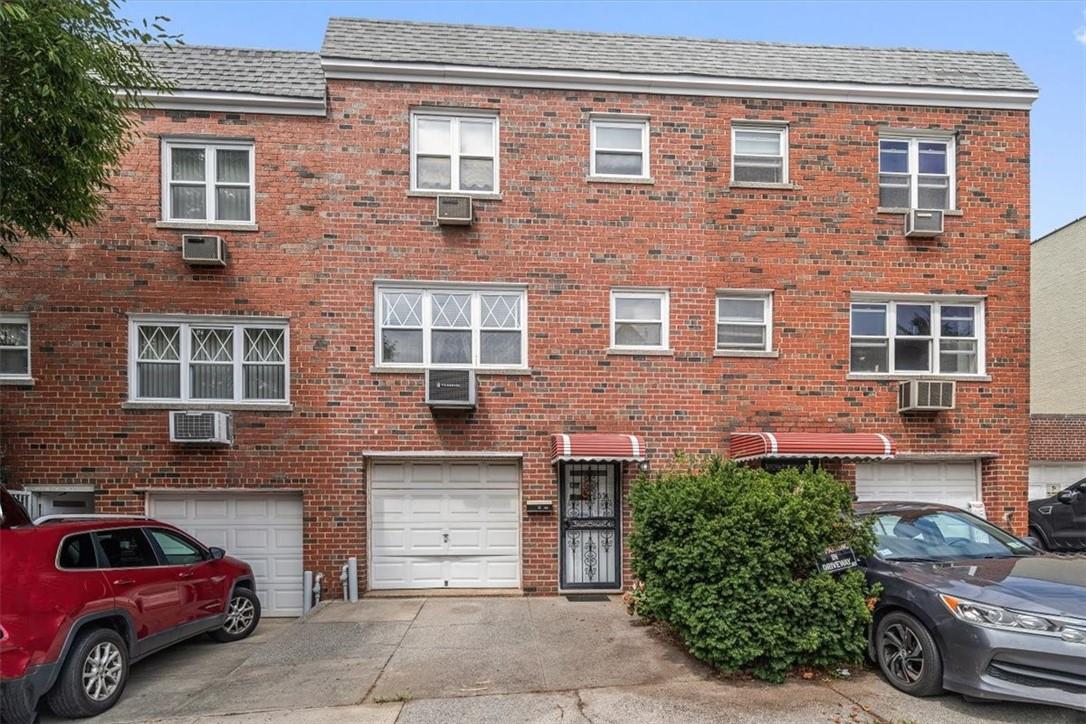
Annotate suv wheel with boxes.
[46,628,128,718]
[875,611,943,697]
[210,587,261,642]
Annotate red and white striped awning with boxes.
[551,433,646,463]
[729,432,896,462]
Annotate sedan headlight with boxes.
[940,594,1086,643]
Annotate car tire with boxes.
[45,627,128,719]
[1027,527,1050,551]
[210,587,261,643]
[875,611,943,697]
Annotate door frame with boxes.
[557,460,623,591]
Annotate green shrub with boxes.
[629,457,879,683]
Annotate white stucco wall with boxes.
[1031,216,1086,414]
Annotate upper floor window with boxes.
[850,299,983,376]
[732,124,788,184]
[130,317,289,403]
[162,140,254,223]
[716,293,773,352]
[377,285,526,369]
[590,117,649,179]
[878,135,955,210]
[410,111,498,193]
[0,314,30,381]
[610,289,669,352]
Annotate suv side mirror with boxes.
[209,546,226,561]
[1056,490,1079,505]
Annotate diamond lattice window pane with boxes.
[191,328,234,362]
[138,326,180,361]
[431,293,471,328]
[244,328,284,363]
[481,294,520,329]
[382,292,422,327]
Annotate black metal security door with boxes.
[560,462,621,589]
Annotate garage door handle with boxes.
[442,533,449,543]
[112,578,135,586]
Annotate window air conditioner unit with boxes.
[182,235,226,266]
[898,380,956,413]
[436,195,472,226]
[169,410,234,445]
[425,369,476,409]
[904,209,943,238]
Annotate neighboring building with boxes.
[1030,215,1086,499]
[0,19,1037,613]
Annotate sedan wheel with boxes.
[875,611,943,697]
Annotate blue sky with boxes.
[121,1,1086,238]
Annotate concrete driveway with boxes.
[41,596,1083,723]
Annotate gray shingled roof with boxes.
[322,18,1036,93]
[139,45,325,100]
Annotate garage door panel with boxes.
[856,462,979,511]
[371,461,520,589]
[149,493,303,616]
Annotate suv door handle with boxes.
[112,578,135,586]
[177,571,194,579]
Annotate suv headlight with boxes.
[940,594,1086,643]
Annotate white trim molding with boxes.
[362,450,524,459]
[132,90,326,117]
[321,59,1039,110]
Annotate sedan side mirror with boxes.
[1056,490,1079,505]
[1020,535,1042,549]
[209,546,226,561]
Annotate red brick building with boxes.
[0,19,1038,614]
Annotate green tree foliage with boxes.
[0,0,178,260]
[629,457,880,682]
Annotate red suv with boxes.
[0,487,261,722]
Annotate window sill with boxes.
[607,348,674,357]
[586,176,655,185]
[876,208,963,217]
[0,376,35,387]
[122,401,293,412]
[369,366,532,376]
[407,190,502,201]
[846,373,991,382]
[728,182,795,191]
[714,350,780,358]
[156,221,259,232]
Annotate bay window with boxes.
[130,317,288,402]
[377,285,526,369]
[850,299,982,376]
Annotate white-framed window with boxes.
[849,299,983,376]
[410,111,499,193]
[731,124,788,184]
[161,139,255,223]
[610,289,669,351]
[129,317,289,402]
[0,314,31,380]
[376,285,526,369]
[590,117,650,179]
[716,293,773,352]
[878,135,955,210]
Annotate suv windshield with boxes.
[869,509,1035,562]
[0,486,33,528]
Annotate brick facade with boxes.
[1030,415,1086,462]
[0,74,1032,596]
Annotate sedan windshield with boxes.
[870,509,1036,562]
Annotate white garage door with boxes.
[148,493,303,616]
[855,461,980,511]
[370,461,519,590]
[1030,461,1086,500]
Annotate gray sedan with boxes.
[856,501,1086,712]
